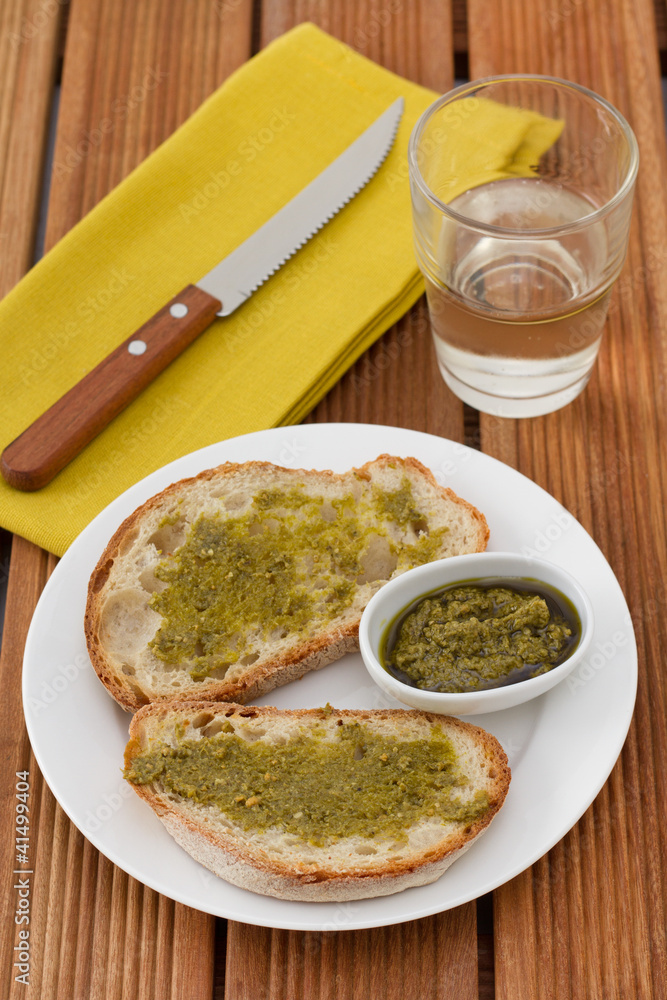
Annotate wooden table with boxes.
[1,1,666,997]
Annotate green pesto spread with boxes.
[148,479,449,679]
[124,722,489,845]
[384,581,578,693]
[372,483,423,526]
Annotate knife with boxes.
[1,98,404,491]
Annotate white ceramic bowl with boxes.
[359,552,595,715]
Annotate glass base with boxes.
[439,363,592,417]
[433,339,599,418]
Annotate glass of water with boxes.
[408,76,639,417]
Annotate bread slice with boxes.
[124,702,510,901]
[85,455,489,711]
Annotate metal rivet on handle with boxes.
[170,303,188,318]
[128,340,147,355]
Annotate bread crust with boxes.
[85,455,489,712]
[125,702,510,901]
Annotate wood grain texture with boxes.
[0,537,50,1000]
[1,284,222,490]
[452,0,667,52]
[226,906,478,1000]
[454,0,667,52]
[0,0,63,297]
[467,0,667,997]
[0,6,62,999]
[0,1,253,997]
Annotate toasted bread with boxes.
[85,455,489,711]
[124,702,510,901]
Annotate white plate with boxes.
[23,424,637,932]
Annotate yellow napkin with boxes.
[0,25,436,555]
[0,26,563,556]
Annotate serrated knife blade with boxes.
[1,98,404,491]
[198,97,404,315]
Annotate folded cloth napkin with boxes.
[0,24,563,556]
[0,24,437,555]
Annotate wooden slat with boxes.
[0,538,51,1000]
[455,0,667,53]
[0,5,65,1000]
[226,906,478,1000]
[467,1,667,997]
[6,4,665,999]
[1,2,254,998]
[453,0,467,54]
[0,0,62,296]
[454,0,667,54]
[224,5,482,1000]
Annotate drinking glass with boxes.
[408,76,639,417]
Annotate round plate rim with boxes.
[22,422,637,931]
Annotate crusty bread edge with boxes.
[85,456,490,713]
[125,702,510,901]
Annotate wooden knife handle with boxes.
[1,284,222,491]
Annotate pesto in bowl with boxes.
[383,578,580,694]
[359,552,594,716]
